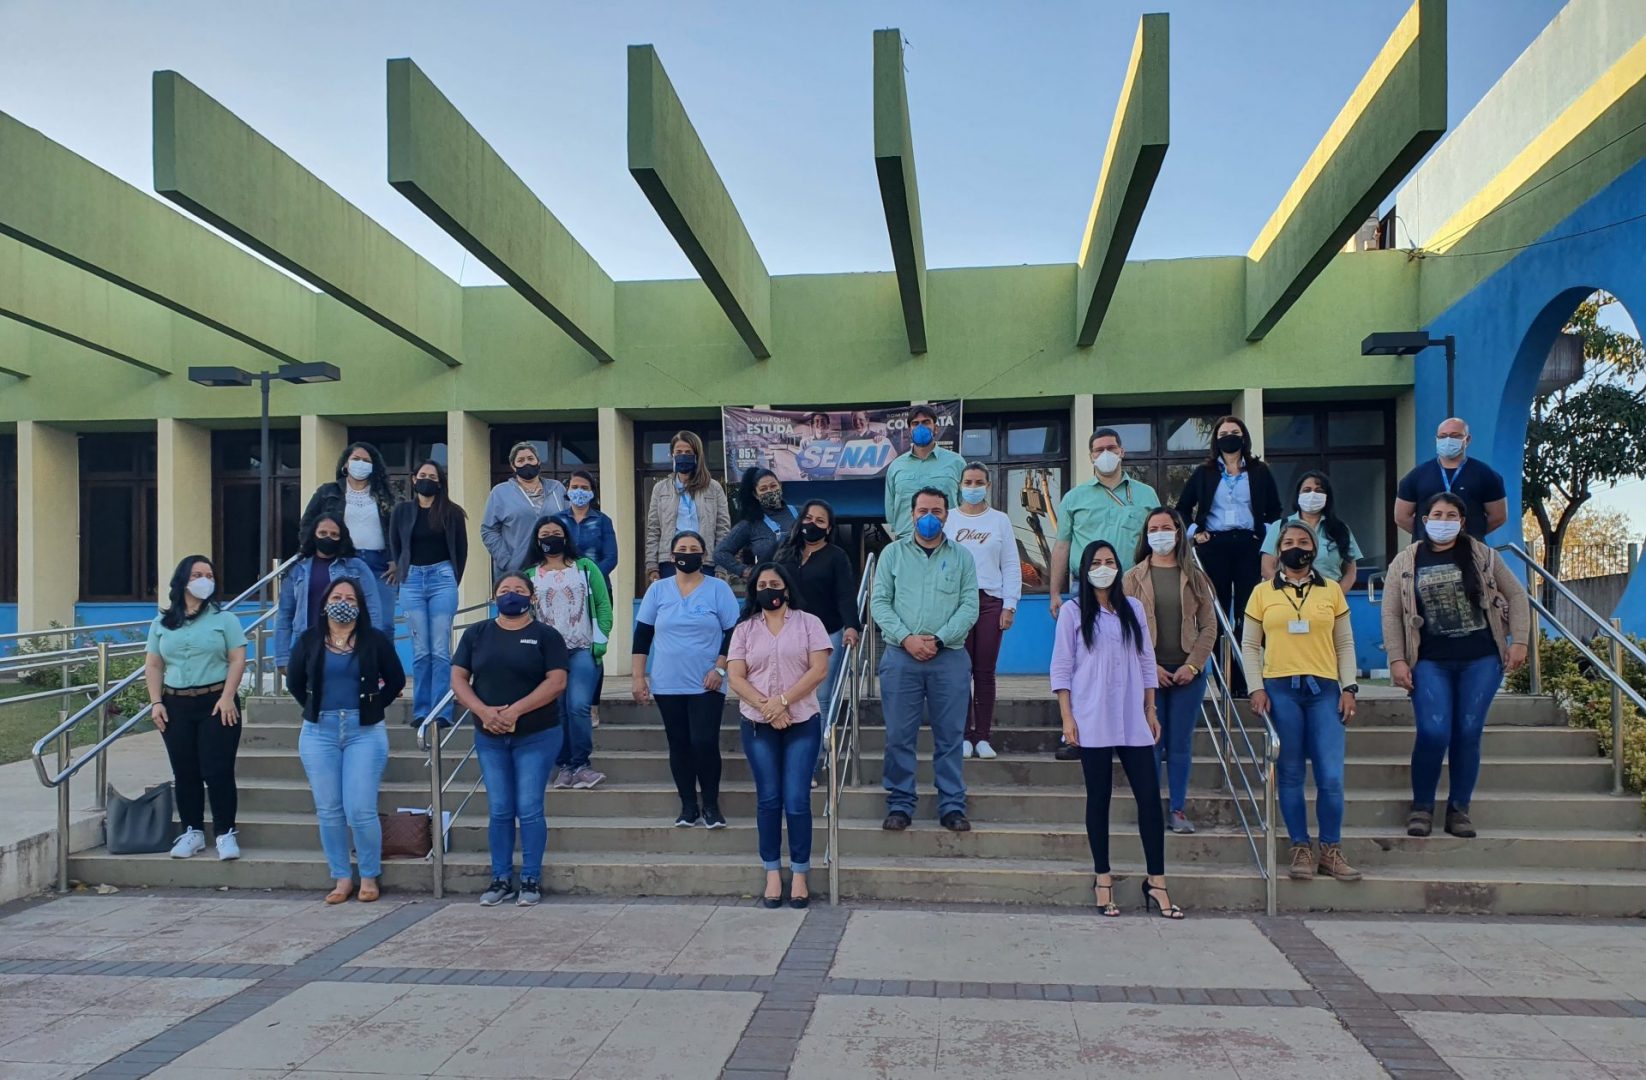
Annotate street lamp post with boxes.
[1361,331,1457,417]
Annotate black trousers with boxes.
[656,692,726,810]
[1080,745,1165,877]
[160,690,242,834]
[1196,529,1262,696]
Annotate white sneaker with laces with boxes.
[169,828,206,859]
[962,741,974,759]
[975,740,998,760]
[215,830,241,861]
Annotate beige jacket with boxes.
[1381,540,1530,668]
[1122,560,1219,672]
[645,478,732,574]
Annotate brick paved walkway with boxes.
[0,892,1643,1078]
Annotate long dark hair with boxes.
[159,555,221,631]
[300,513,359,559]
[568,468,600,512]
[414,458,463,532]
[737,561,804,623]
[335,441,395,509]
[1294,470,1352,573]
[1075,540,1143,652]
[318,576,373,647]
[736,466,778,524]
[1132,506,1194,568]
[523,513,581,573]
[1418,492,1483,604]
[776,499,835,563]
[1206,415,1262,466]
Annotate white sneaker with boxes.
[215,830,241,861]
[962,741,974,759]
[975,740,998,760]
[169,828,206,859]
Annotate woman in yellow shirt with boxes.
[1242,521,1361,884]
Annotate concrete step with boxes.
[230,746,1618,793]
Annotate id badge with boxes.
[1287,619,1310,635]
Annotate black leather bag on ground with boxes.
[105,783,175,854]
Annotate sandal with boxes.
[324,880,354,905]
[1094,876,1120,917]
[358,879,381,903]
[1142,878,1185,920]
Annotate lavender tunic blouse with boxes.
[1048,597,1158,748]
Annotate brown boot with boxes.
[1288,843,1316,880]
[1407,806,1433,837]
[1317,843,1363,881]
[1444,806,1476,838]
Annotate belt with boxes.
[164,682,226,698]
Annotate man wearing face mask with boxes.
[1049,429,1160,619]
[1393,418,1507,541]
[882,405,965,539]
[871,488,980,833]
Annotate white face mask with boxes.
[1146,532,1177,554]
[1297,491,1328,514]
[1426,519,1462,543]
[1093,450,1121,476]
[346,459,373,481]
[1087,565,1118,589]
[186,577,216,600]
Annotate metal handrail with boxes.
[1499,542,1646,670]
[825,552,876,906]
[0,618,154,645]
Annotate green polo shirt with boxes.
[870,535,980,650]
[882,447,966,537]
[145,608,248,690]
[1056,475,1161,572]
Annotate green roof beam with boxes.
[1075,13,1170,349]
[387,58,615,364]
[0,236,171,375]
[874,29,928,355]
[628,45,771,360]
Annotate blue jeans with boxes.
[357,547,398,630]
[298,710,390,879]
[880,646,970,817]
[1409,655,1503,810]
[474,726,562,881]
[741,716,823,871]
[1154,667,1209,813]
[556,648,600,770]
[400,562,458,722]
[1265,676,1346,845]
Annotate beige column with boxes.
[1070,393,1095,487]
[1230,387,1265,457]
[156,419,213,599]
[1395,389,1417,543]
[17,421,79,629]
[299,415,347,504]
[445,410,493,612]
[598,407,637,661]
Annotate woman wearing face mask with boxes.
[561,469,617,725]
[300,442,399,625]
[775,500,859,721]
[632,531,741,828]
[388,460,467,728]
[1261,471,1362,594]
[1244,521,1362,883]
[727,562,831,908]
[275,514,385,673]
[452,574,571,907]
[145,556,248,862]
[945,463,1021,761]
[1383,493,1529,839]
[1124,508,1217,834]
[525,517,613,792]
[1175,416,1282,696]
[1051,541,1182,919]
[286,577,405,904]
[716,468,798,584]
[482,441,569,581]
[645,431,730,583]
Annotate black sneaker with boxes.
[882,811,911,831]
[674,805,702,828]
[407,715,425,729]
[479,878,517,906]
[517,879,543,906]
[941,811,972,833]
[703,806,728,830]
[1054,743,1081,761]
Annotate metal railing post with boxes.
[1612,618,1626,797]
[93,642,109,811]
[827,731,840,906]
[429,728,446,899]
[848,647,863,787]
[1264,735,1278,917]
[56,728,71,893]
[1528,608,1542,696]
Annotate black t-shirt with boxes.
[1396,458,1505,539]
[786,544,861,635]
[409,505,450,567]
[1412,545,1496,661]
[453,618,570,735]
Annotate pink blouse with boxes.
[728,609,833,724]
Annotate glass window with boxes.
[960,428,993,459]
[1163,415,1218,454]
[949,412,1068,594]
[1328,457,1388,570]
[1326,410,1385,448]
[561,432,598,467]
[1262,402,1395,577]
[80,433,145,474]
[83,487,137,599]
[0,435,15,602]
[1092,421,1152,454]
[1005,421,1061,457]
[1264,413,1316,451]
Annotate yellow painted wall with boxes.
[17,421,79,627]
[156,418,213,597]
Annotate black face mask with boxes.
[539,536,566,556]
[1216,433,1244,455]
[1279,547,1315,571]
[799,521,828,544]
[673,552,704,575]
[514,463,540,481]
[413,478,441,497]
[313,536,342,557]
[756,588,787,611]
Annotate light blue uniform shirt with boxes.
[145,608,248,689]
[675,484,702,536]
[1206,461,1254,532]
[636,575,740,695]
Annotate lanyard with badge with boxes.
[1440,464,1460,494]
[1100,479,1132,508]
[1281,580,1313,635]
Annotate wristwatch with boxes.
[1342,683,1360,695]
[779,693,790,708]
[714,666,728,679]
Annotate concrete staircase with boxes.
[68,692,1646,915]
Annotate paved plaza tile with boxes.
[829,910,1309,989]
[0,974,250,1071]
[1310,919,1646,1000]
[1403,1011,1646,1079]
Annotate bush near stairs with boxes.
[1509,633,1646,814]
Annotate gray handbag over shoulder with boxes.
[105,783,175,855]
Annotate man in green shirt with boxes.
[881,404,965,538]
[871,487,980,833]
[1050,427,1160,617]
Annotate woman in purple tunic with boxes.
[1050,539,1184,920]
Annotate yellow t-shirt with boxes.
[1244,577,1348,680]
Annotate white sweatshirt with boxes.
[943,506,1024,607]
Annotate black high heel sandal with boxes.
[1141,879,1185,920]
[1094,876,1119,917]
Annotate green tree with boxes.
[1524,292,1646,576]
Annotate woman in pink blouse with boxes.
[1050,540,1183,920]
[727,562,832,909]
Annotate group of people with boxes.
[137,408,1531,914]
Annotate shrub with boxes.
[10,622,148,718]
[1514,632,1646,813]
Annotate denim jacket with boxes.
[274,555,386,666]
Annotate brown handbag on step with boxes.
[379,810,432,859]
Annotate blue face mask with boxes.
[1436,436,1465,459]
[910,424,935,448]
[496,592,531,617]
[915,512,943,540]
[960,486,987,505]
[567,488,594,508]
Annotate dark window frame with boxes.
[347,425,448,503]
[0,435,15,603]
[78,433,158,603]
[959,410,1070,594]
[489,423,601,491]
[1262,402,1398,574]
[211,429,304,599]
